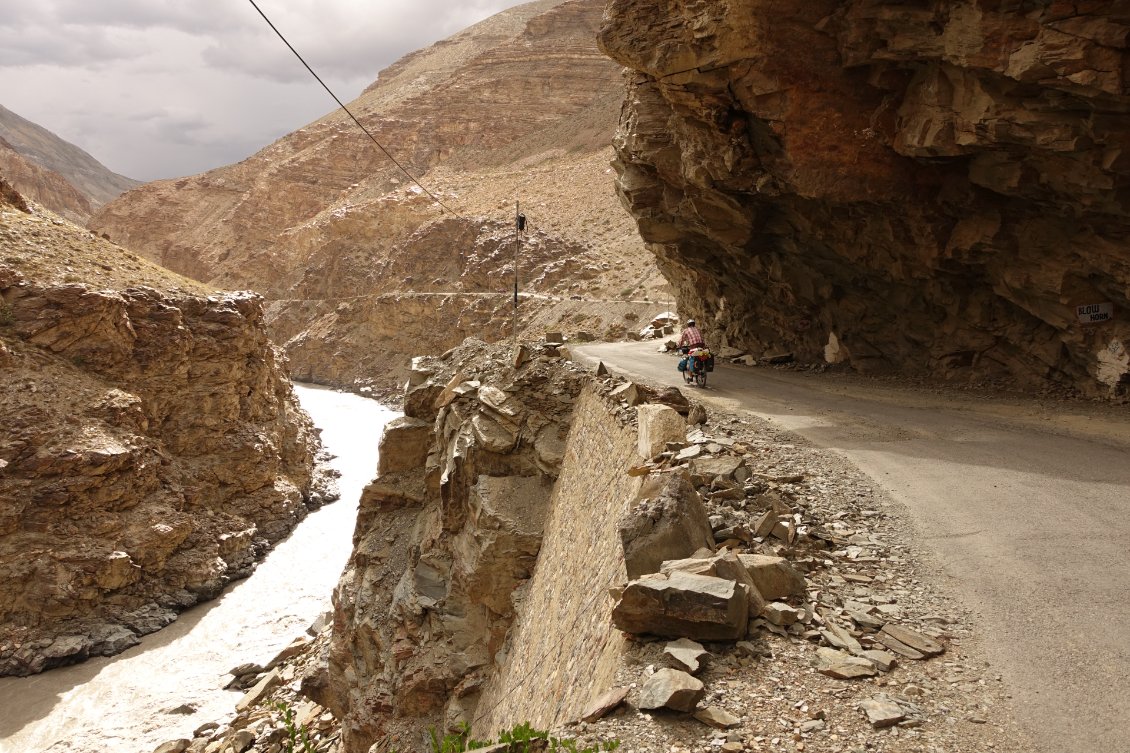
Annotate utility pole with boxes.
[513,201,525,346]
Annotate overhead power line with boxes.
[245,0,466,218]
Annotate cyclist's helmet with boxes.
[686,319,695,326]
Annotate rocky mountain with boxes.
[0,137,93,224]
[0,104,139,215]
[90,0,667,394]
[599,0,1130,397]
[0,179,326,675]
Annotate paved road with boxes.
[574,341,1130,753]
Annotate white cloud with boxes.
[50,0,250,32]
[0,0,527,181]
[0,23,143,67]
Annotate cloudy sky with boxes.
[0,0,525,181]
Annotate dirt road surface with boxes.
[574,340,1130,753]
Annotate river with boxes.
[0,384,395,753]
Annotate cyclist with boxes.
[678,319,705,354]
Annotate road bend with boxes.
[574,340,1130,753]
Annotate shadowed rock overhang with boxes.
[599,0,1130,396]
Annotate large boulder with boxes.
[404,381,444,422]
[737,554,807,600]
[611,571,749,641]
[619,474,715,579]
[637,668,704,712]
[689,455,745,480]
[639,385,692,416]
[377,417,433,475]
[636,403,686,459]
[661,551,767,619]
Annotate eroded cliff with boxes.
[91,0,666,393]
[323,340,599,751]
[600,0,1130,395]
[0,180,326,675]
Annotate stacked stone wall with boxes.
[473,384,640,734]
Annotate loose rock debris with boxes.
[568,376,1030,753]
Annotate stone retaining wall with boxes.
[474,384,639,734]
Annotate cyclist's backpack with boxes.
[678,357,688,372]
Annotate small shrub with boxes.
[496,722,542,752]
[429,722,488,753]
[0,303,13,326]
[273,701,316,753]
[428,722,619,753]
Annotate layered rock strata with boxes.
[600,0,1130,395]
[0,183,325,675]
[90,0,667,392]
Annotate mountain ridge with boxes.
[91,0,667,393]
[0,104,140,216]
[0,136,92,223]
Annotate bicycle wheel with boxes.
[695,370,707,388]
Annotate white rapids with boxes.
[0,384,396,753]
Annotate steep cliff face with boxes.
[600,0,1130,395]
[0,104,139,212]
[91,0,666,392]
[0,181,324,676]
[324,340,595,752]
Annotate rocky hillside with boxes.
[0,104,139,214]
[0,137,93,224]
[0,179,327,676]
[599,1,1130,397]
[90,0,667,393]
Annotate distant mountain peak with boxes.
[0,104,140,217]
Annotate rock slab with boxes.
[618,474,715,579]
[612,571,749,641]
[637,668,705,712]
[636,404,686,459]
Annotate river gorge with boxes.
[0,385,395,753]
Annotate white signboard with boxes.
[1076,302,1114,324]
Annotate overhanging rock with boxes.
[599,0,1130,396]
